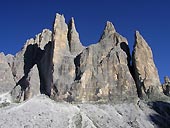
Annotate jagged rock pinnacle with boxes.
[53,13,66,30]
[70,17,76,30]
[135,30,140,35]
[101,21,116,39]
[0,13,166,104]
[105,21,116,32]
[134,31,147,46]
[132,30,161,99]
[52,14,76,93]
[68,17,84,55]
[53,13,69,55]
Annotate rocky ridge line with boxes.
[0,13,166,103]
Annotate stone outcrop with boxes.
[71,22,136,102]
[53,14,70,55]
[11,29,52,101]
[0,53,15,94]
[68,17,84,55]
[51,14,77,100]
[50,14,86,101]
[0,13,166,103]
[10,14,85,101]
[132,31,161,99]
[161,76,170,96]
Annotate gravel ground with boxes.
[0,94,169,128]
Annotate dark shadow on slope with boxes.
[120,42,131,67]
[24,44,45,75]
[120,42,135,85]
[74,47,90,81]
[131,46,143,99]
[37,41,54,97]
[67,19,72,52]
[148,101,170,128]
[74,52,82,81]
[14,44,45,100]
[15,41,54,99]
[120,42,142,99]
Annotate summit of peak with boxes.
[100,21,116,40]
[105,21,116,33]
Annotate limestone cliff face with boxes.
[132,31,161,99]
[72,22,136,102]
[53,14,70,54]
[0,13,165,103]
[11,29,52,101]
[51,14,76,100]
[9,14,85,102]
[68,18,84,55]
[12,29,52,81]
[0,53,15,94]
[49,14,87,101]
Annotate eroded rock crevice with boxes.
[10,29,53,101]
[13,41,54,101]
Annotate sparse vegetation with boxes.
[0,102,10,108]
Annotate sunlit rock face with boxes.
[71,21,136,102]
[132,31,161,99]
[51,14,84,101]
[0,13,165,103]
[67,17,84,55]
[7,13,85,102]
[0,53,15,94]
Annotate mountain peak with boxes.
[132,30,161,98]
[68,17,84,55]
[134,30,149,48]
[100,21,116,39]
[135,30,141,38]
[53,13,66,30]
[68,17,76,31]
[106,21,116,31]
[53,13,69,54]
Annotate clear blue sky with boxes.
[0,0,170,83]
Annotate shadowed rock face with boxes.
[162,76,170,96]
[11,29,52,101]
[0,13,167,103]
[148,101,170,127]
[37,41,54,97]
[132,31,161,99]
[10,14,85,101]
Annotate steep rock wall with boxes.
[132,31,161,99]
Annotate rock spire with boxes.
[68,17,84,55]
[132,31,161,99]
